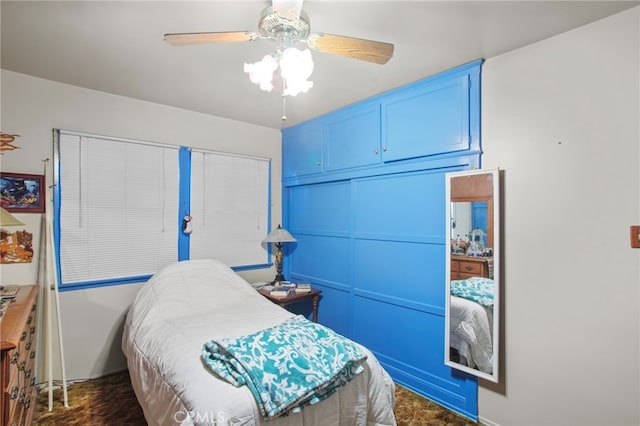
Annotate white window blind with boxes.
[57,132,180,284]
[189,150,270,267]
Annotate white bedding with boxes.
[449,295,493,374]
[122,259,397,426]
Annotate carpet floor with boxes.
[34,371,477,425]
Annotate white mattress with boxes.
[122,259,397,426]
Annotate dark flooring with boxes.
[34,371,476,425]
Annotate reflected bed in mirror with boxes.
[445,168,500,382]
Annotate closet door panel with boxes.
[353,239,444,310]
[289,234,350,286]
[288,181,351,233]
[311,284,351,337]
[352,171,446,240]
[352,296,477,417]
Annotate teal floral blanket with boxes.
[450,276,494,307]
[202,316,367,418]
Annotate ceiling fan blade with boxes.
[164,31,257,46]
[307,33,394,65]
[272,0,303,21]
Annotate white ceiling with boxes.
[2,1,637,129]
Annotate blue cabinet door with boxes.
[324,102,381,171]
[282,121,323,177]
[381,74,471,162]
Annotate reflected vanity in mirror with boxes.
[445,168,500,382]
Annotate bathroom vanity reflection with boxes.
[445,168,500,382]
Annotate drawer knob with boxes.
[464,266,474,271]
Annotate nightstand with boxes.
[258,288,321,323]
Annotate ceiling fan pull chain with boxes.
[281,95,287,122]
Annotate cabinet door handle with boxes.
[382,146,387,152]
[373,149,379,155]
[316,160,321,166]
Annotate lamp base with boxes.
[271,273,286,286]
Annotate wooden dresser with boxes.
[450,255,492,280]
[1,286,39,426]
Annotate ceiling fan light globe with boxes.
[280,47,313,79]
[283,78,313,97]
[244,54,278,91]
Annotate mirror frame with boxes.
[445,168,500,382]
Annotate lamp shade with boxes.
[262,224,297,243]
[0,207,24,226]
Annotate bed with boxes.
[122,259,397,425]
[448,277,494,374]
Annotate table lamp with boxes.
[262,224,296,285]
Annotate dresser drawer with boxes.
[457,260,483,275]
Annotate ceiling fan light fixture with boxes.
[280,47,313,96]
[244,47,313,96]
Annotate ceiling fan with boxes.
[164,0,394,99]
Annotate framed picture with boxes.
[0,172,45,213]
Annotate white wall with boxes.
[480,7,639,426]
[0,71,281,379]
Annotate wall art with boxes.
[0,172,45,213]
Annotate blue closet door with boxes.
[285,168,478,419]
[286,181,353,336]
[350,169,478,418]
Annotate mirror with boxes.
[445,168,500,382]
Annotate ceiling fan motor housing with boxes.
[258,6,310,47]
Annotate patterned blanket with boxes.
[450,276,494,307]
[202,316,367,418]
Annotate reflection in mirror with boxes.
[445,168,500,382]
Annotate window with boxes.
[189,150,270,267]
[55,130,271,290]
